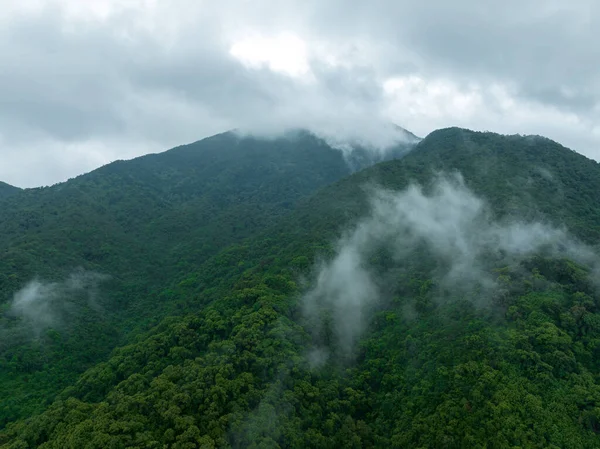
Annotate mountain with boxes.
[3,127,600,448]
[0,129,417,426]
[0,182,20,199]
[392,124,422,143]
[285,127,600,245]
[331,124,422,171]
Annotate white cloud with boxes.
[302,174,598,365]
[383,76,483,124]
[230,33,311,78]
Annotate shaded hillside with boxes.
[0,182,20,199]
[4,128,600,447]
[0,129,417,426]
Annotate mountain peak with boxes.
[391,123,422,143]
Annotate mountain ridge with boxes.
[3,126,600,447]
[0,182,20,199]
[0,127,417,426]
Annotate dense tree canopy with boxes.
[2,127,600,447]
[0,129,415,425]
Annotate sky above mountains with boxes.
[2,0,599,187]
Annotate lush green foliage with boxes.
[0,130,379,425]
[3,127,600,447]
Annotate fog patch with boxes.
[302,173,596,367]
[234,121,421,164]
[535,166,555,181]
[7,269,110,336]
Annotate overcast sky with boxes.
[2,0,599,187]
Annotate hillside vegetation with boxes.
[0,130,419,426]
[3,128,600,448]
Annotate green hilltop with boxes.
[2,127,600,448]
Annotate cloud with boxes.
[302,174,597,366]
[230,32,311,78]
[7,270,110,336]
[1,1,599,187]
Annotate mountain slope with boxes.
[4,128,600,447]
[0,182,20,199]
[0,129,417,426]
[284,127,600,246]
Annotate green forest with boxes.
[2,127,600,448]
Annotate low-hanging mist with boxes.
[7,269,110,336]
[302,173,598,367]
[233,123,421,172]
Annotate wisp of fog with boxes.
[8,269,109,336]
[302,173,597,367]
[234,122,421,166]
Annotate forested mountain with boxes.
[0,182,20,199]
[3,127,600,448]
[0,129,417,427]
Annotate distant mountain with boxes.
[0,128,416,426]
[0,182,19,199]
[285,126,600,244]
[392,123,422,142]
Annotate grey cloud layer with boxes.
[1,1,599,186]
